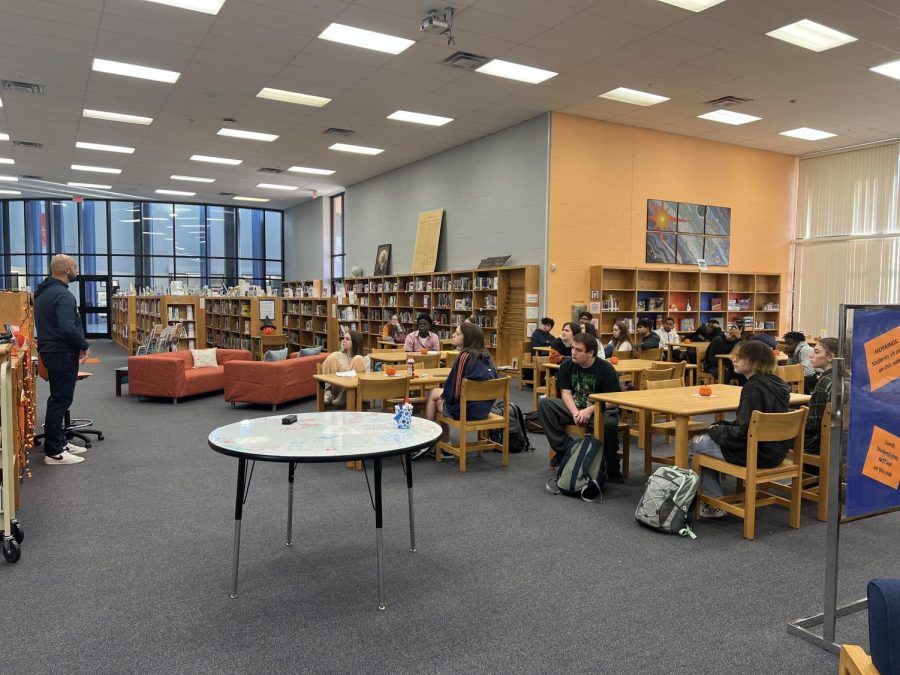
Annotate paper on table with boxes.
[336,370,357,377]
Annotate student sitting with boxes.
[689,340,791,517]
[783,331,817,393]
[577,310,593,329]
[804,337,837,456]
[530,317,555,350]
[382,314,407,344]
[549,321,580,364]
[581,322,605,359]
[404,313,441,352]
[321,330,369,406]
[688,319,723,343]
[704,323,744,384]
[655,317,680,356]
[633,318,661,355]
[604,319,633,358]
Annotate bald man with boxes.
[33,254,90,465]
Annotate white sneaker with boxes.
[66,443,87,455]
[44,451,85,465]
[700,502,727,519]
[323,389,333,405]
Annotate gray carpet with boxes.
[1,340,889,674]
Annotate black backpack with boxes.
[489,401,533,453]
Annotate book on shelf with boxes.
[679,318,695,331]
[710,298,722,311]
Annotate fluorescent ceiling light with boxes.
[475,59,558,84]
[387,110,453,126]
[92,58,180,83]
[288,165,335,176]
[0,189,20,195]
[233,196,270,202]
[329,143,384,155]
[256,87,331,107]
[141,0,225,14]
[318,22,414,54]
[0,157,13,164]
[0,133,8,141]
[780,127,837,141]
[71,164,122,174]
[0,175,18,181]
[156,189,196,196]
[697,110,761,125]
[257,183,299,191]
[83,109,153,125]
[217,128,278,142]
[870,58,900,82]
[76,141,135,154]
[68,182,112,189]
[171,175,214,183]
[654,0,727,11]
[190,154,242,165]
[0,97,3,107]
[599,87,669,106]
[767,19,857,52]
[142,231,165,235]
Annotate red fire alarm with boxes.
[73,195,84,203]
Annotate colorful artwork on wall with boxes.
[646,199,731,266]
[647,200,677,231]
[704,236,730,266]
[677,203,706,233]
[677,234,705,264]
[646,231,677,264]
[705,205,732,236]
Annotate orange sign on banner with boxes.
[862,425,900,490]
[864,324,900,392]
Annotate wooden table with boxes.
[532,346,551,354]
[313,368,452,412]
[369,350,458,366]
[543,359,697,389]
[114,366,128,396]
[377,339,402,349]
[715,352,788,383]
[589,384,810,469]
[666,341,710,365]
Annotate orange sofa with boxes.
[224,352,328,409]
[128,349,251,403]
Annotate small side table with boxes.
[115,367,128,396]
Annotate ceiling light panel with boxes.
[599,87,670,106]
[387,110,454,126]
[156,189,196,196]
[329,143,384,155]
[256,183,299,191]
[68,182,112,189]
[0,157,13,164]
[0,189,20,195]
[233,196,270,202]
[217,128,279,142]
[190,154,242,165]
[71,164,122,174]
[257,87,331,107]
[475,59,558,84]
[780,127,837,141]
[83,109,154,125]
[0,176,19,181]
[0,97,3,107]
[697,110,761,125]
[287,166,335,176]
[871,58,900,82]
[318,23,415,55]
[141,0,225,14]
[171,175,214,183]
[766,19,857,52]
[655,0,727,11]
[76,141,135,154]
[92,58,181,83]
[0,133,8,141]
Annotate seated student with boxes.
[404,313,441,352]
[321,330,369,406]
[530,317,555,350]
[704,323,744,384]
[689,340,791,517]
[578,310,593,329]
[421,323,498,458]
[783,331,817,393]
[382,314,407,344]
[688,319,723,343]
[804,337,837,455]
[581,322,605,359]
[604,319,633,358]
[655,317,680,357]
[549,321,580,364]
[633,318,661,355]
[537,333,625,482]
[750,333,777,349]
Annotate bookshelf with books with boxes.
[110,295,136,354]
[203,297,281,356]
[282,280,337,353]
[135,295,204,352]
[588,267,782,339]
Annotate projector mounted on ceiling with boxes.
[421,6,456,46]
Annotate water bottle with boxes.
[407,358,415,378]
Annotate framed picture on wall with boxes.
[374,244,391,276]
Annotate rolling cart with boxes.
[1,359,23,562]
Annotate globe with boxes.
[351,265,364,277]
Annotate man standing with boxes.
[34,254,89,465]
[538,333,624,482]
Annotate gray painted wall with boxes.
[283,114,548,282]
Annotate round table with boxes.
[209,412,442,609]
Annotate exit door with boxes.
[78,275,111,339]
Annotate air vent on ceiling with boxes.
[13,140,42,149]
[324,127,354,137]
[704,95,753,108]
[19,174,42,180]
[218,191,236,197]
[258,167,284,174]
[1,80,44,95]
[444,51,488,70]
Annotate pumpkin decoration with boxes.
[420,348,428,355]
[699,385,713,397]
[385,366,397,377]
[609,356,619,365]
[260,316,277,336]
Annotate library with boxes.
[1,1,899,674]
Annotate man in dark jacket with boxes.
[688,319,723,343]
[634,318,661,355]
[34,254,90,465]
[704,323,743,383]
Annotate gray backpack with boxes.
[634,466,699,539]
[545,434,605,502]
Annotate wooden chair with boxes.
[642,378,708,475]
[408,352,441,369]
[613,349,634,360]
[640,367,675,388]
[694,407,808,540]
[355,375,410,412]
[838,645,878,675]
[651,360,686,382]
[532,355,550,410]
[519,339,535,390]
[636,347,662,361]
[776,363,805,394]
[435,377,510,473]
[444,351,459,369]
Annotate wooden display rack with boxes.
[136,295,204,351]
[111,295,137,354]
[282,280,337,354]
[0,344,29,563]
[587,266,782,339]
[203,296,283,358]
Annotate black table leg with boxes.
[231,457,247,598]
[374,457,385,610]
[406,451,416,553]
[286,462,296,546]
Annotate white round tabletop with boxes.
[208,412,443,463]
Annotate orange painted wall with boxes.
[548,112,798,331]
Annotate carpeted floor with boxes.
[1,340,889,674]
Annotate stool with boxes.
[33,371,105,449]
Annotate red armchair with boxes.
[224,352,328,409]
[128,349,251,403]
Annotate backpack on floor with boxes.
[489,401,533,453]
[545,433,606,502]
[524,410,544,433]
[634,466,699,539]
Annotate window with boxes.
[110,202,140,255]
[330,194,344,283]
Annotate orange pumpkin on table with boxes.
[385,366,397,376]
[699,385,713,397]
[420,348,428,354]
[261,326,276,336]
[609,356,619,365]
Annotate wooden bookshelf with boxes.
[136,295,204,351]
[282,280,337,353]
[111,295,136,354]
[203,296,281,356]
[587,266,782,338]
